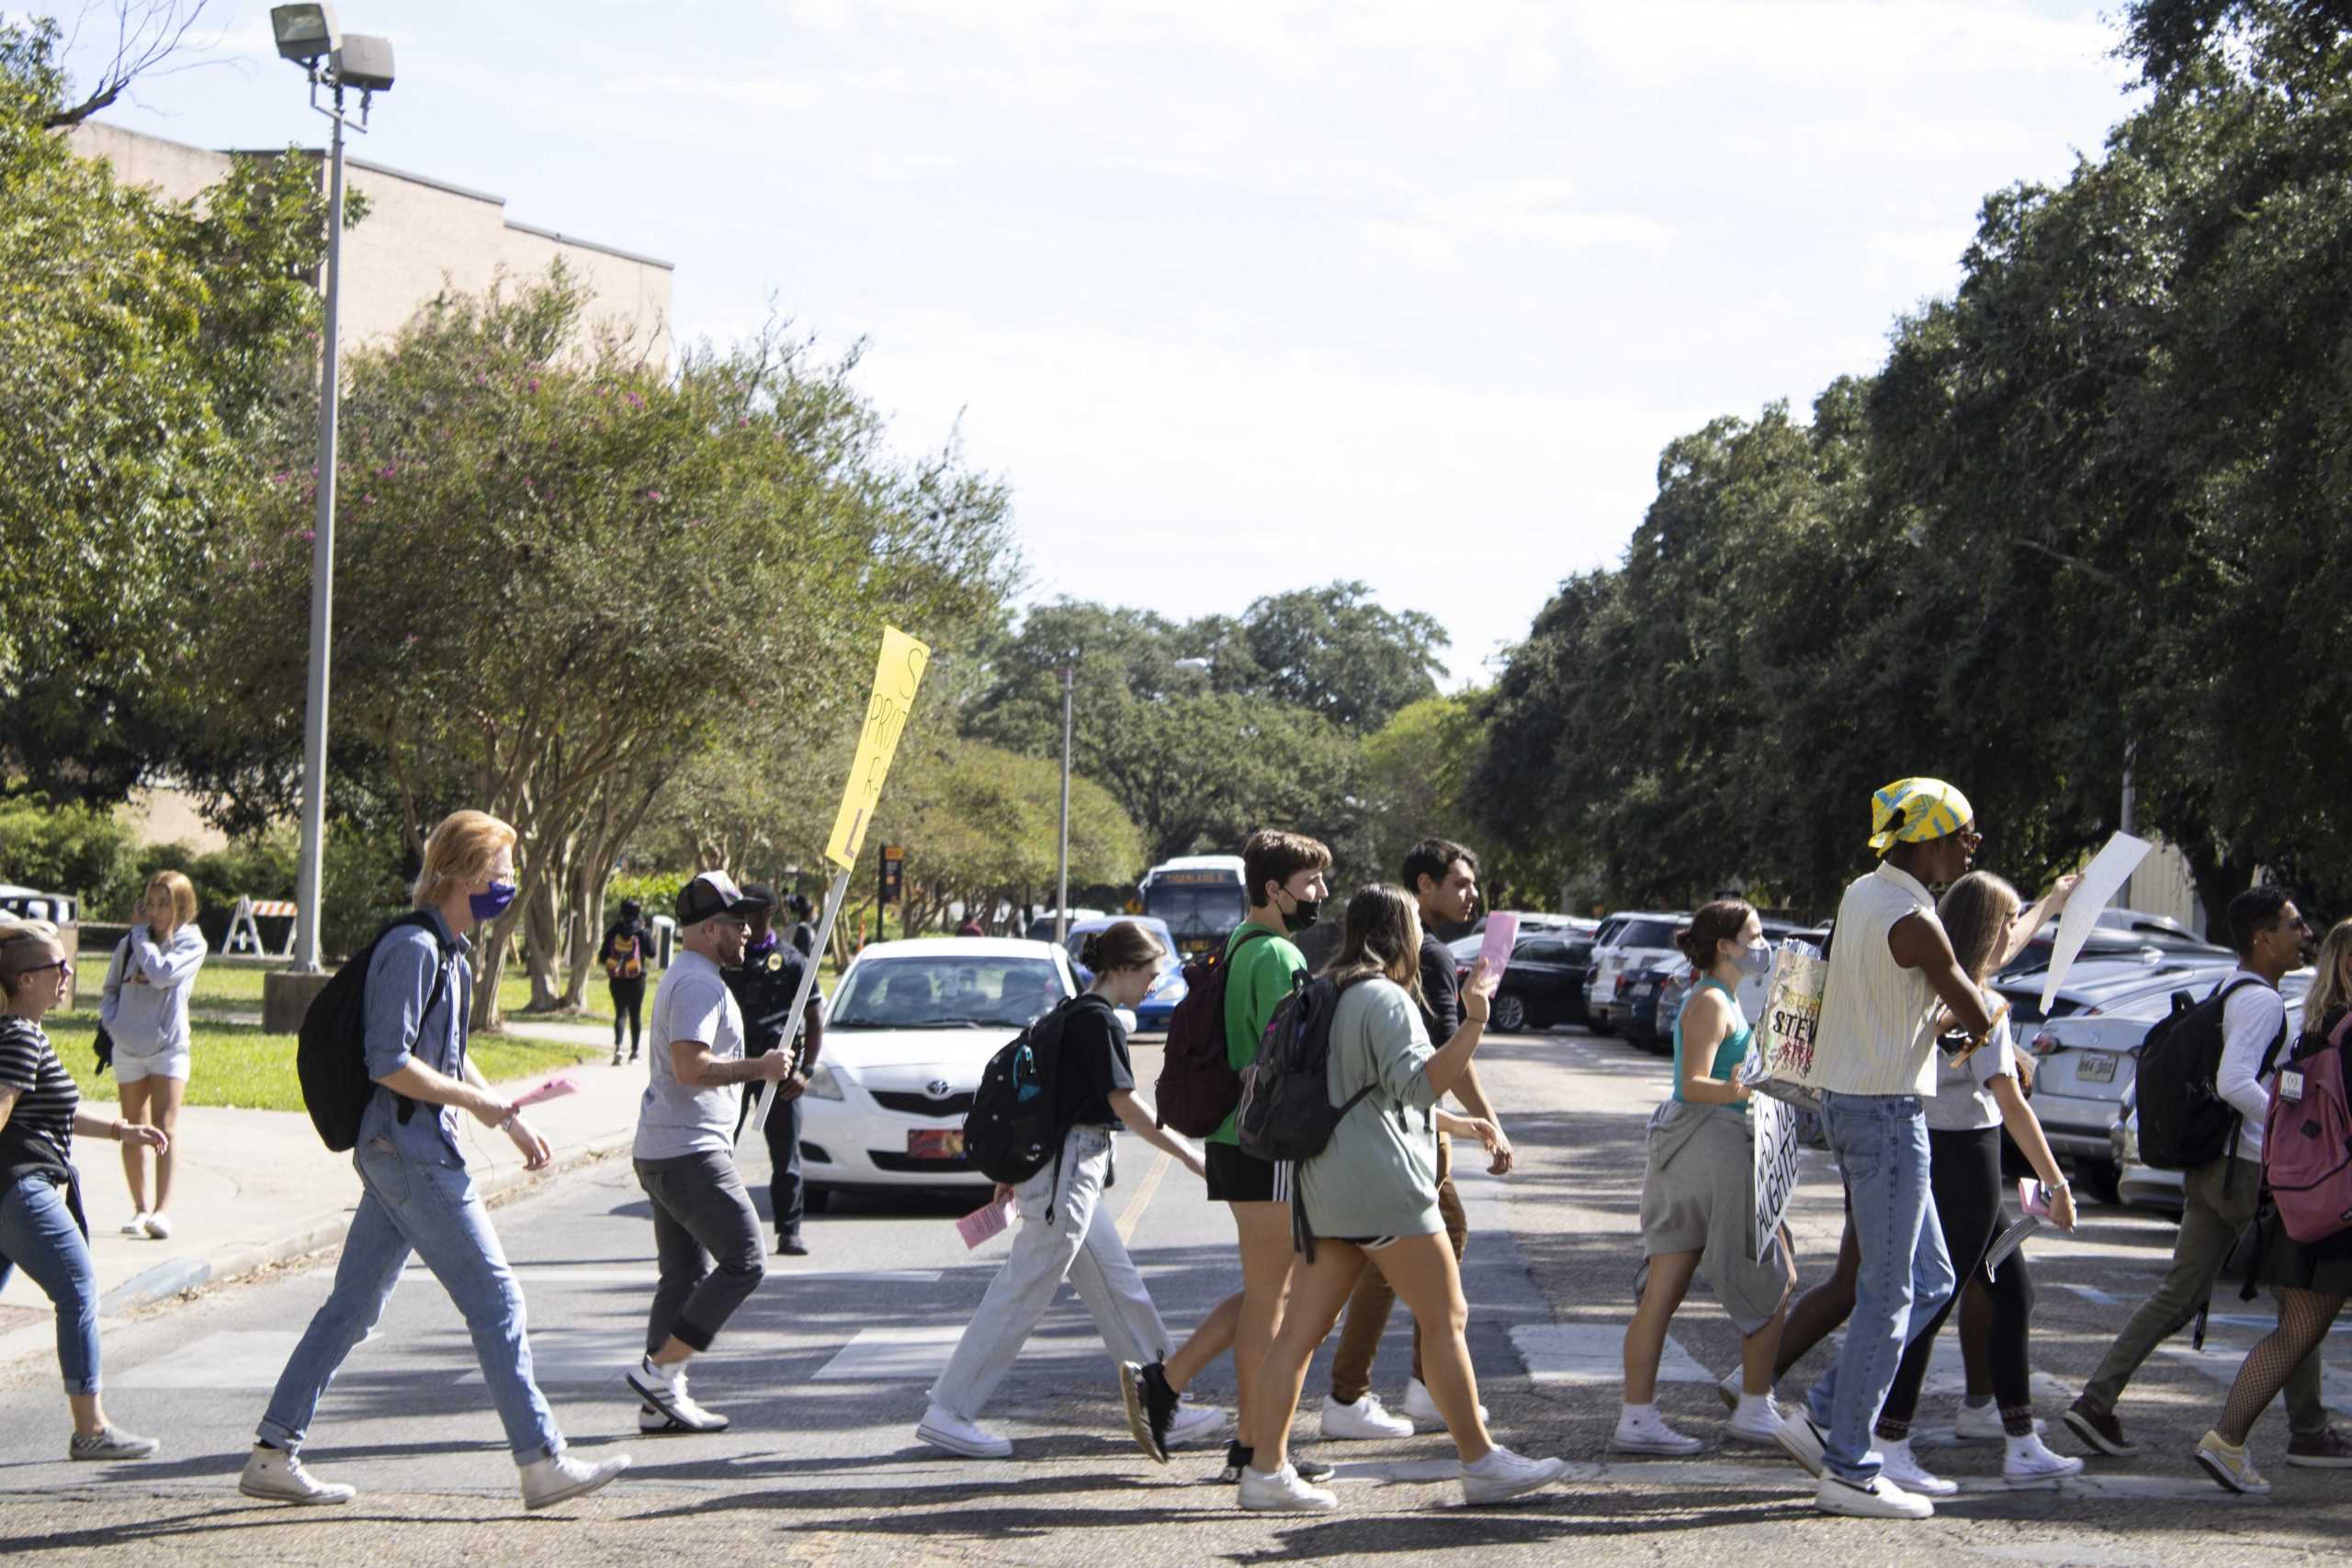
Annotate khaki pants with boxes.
[2082,1155,2326,1432]
[1329,1134,1469,1404]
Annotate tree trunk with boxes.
[522,869,563,1011]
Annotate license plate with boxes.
[908,1129,966,1160]
[2075,1055,2116,1083]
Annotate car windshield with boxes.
[831,956,1068,1029]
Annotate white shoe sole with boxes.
[1462,1459,1568,1505]
[1815,1479,1932,1519]
[1724,1421,1785,1448]
[239,1478,354,1506]
[1883,1472,1957,1498]
[917,1422,1012,1460]
[2002,1465,2080,1489]
[1237,1487,1338,1512]
[2192,1449,2267,1495]
[522,1456,631,1511]
[1322,1412,1412,1441]
[1611,1434,1703,1456]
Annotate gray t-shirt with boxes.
[634,949,746,1160]
[1923,1017,2019,1133]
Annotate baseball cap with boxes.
[675,871,770,926]
[741,882,777,908]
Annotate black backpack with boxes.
[964,1000,1076,1208]
[296,912,452,1152]
[1153,926,1276,1135]
[1235,975,1379,1165]
[2136,976,2279,1176]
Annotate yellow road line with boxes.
[1117,1147,1174,1245]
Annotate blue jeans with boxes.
[0,1173,99,1395]
[1804,1091,1954,1484]
[258,1140,561,1461]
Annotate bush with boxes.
[322,820,409,960]
[610,869,690,917]
[0,795,141,907]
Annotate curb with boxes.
[8,1130,639,1353]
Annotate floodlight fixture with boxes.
[270,4,339,62]
[331,34,394,94]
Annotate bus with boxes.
[1138,854,1249,960]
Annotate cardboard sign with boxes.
[824,626,933,871]
[1751,1087,1803,1260]
[1749,942,1831,1104]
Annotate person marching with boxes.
[1772,778,1993,1520]
[2192,915,2352,1495]
[99,870,206,1239]
[1615,899,1794,1457]
[1242,886,1566,1511]
[601,897,657,1066]
[1860,871,2083,1494]
[727,884,825,1257]
[243,810,628,1510]
[0,919,168,1462]
[624,871,798,1436]
[919,921,1224,1458]
[1322,838,1515,1442]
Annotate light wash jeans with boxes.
[258,1139,562,1462]
[0,1173,99,1395]
[930,1126,1170,1420]
[1804,1090,1954,1484]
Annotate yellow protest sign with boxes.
[824,626,932,870]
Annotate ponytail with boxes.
[1083,920,1167,976]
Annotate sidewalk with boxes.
[0,1021,647,1371]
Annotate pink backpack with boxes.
[2264,1011,2352,1245]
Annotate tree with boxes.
[1215,581,1450,732]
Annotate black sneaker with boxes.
[1216,1440,1252,1483]
[1122,1361,1177,1462]
[2064,1395,2136,1458]
[777,1233,808,1257]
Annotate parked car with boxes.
[1453,930,1596,1032]
[1585,912,1687,1037]
[1994,951,2251,1031]
[1617,955,1684,1054]
[2103,984,2313,1213]
[1023,908,1109,942]
[1640,919,1817,1056]
[799,937,1080,1203]
[1061,915,1183,1033]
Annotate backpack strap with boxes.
[2212,976,2279,1195]
[389,911,458,1128]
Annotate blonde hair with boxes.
[2303,919,2352,1035]
[0,919,63,997]
[146,870,198,930]
[412,810,519,908]
[1938,871,2022,986]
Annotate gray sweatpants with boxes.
[929,1125,1170,1419]
[636,1150,766,1354]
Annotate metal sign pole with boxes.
[751,865,852,1135]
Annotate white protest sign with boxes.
[1747,941,1830,1110]
[1752,1087,1802,1260]
[2038,833,2152,1014]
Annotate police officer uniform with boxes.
[727,886,821,1255]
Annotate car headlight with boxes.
[803,1065,845,1100]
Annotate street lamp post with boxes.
[269,7,393,973]
[1055,660,1074,946]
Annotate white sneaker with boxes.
[519,1450,630,1511]
[1460,1445,1568,1505]
[121,1213,149,1237]
[1167,1397,1227,1449]
[1322,1392,1414,1441]
[1237,1462,1338,1512]
[1878,1437,1957,1497]
[623,1356,729,1432]
[2003,1431,2085,1487]
[1402,1376,1487,1430]
[1955,1400,2044,1442]
[1611,1406,1704,1456]
[239,1445,356,1505]
[1773,1409,1827,1477]
[142,1213,173,1240]
[916,1403,1012,1459]
[1725,1398,1787,1448]
[1815,1471,1934,1519]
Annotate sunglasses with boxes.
[16,959,72,979]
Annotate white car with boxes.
[799,936,1079,1202]
[1583,911,1688,1037]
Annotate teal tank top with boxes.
[1672,977,1754,1113]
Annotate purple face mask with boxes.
[469,881,518,921]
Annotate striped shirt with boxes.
[0,1018,79,1184]
[1815,862,1945,1097]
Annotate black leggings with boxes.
[609,978,646,1052]
[1879,1124,2035,1435]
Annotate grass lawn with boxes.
[47,1009,599,1113]
[131,957,617,1025]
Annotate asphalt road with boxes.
[2,1025,2348,1566]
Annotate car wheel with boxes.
[1492,993,1528,1032]
[2075,1160,2120,1205]
[802,1185,832,1214]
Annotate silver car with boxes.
[2109,985,2313,1213]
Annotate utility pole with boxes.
[1056,660,1074,946]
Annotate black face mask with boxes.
[1281,894,1322,936]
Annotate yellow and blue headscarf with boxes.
[1867,777,1974,853]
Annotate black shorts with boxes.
[1204,1142,1291,1204]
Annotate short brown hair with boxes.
[413,810,519,908]
[1242,829,1331,909]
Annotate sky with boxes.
[46,0,2145,686]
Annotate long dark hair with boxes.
[1080,920,1167,975]
[1323,885,1423,1002]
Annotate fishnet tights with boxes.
[2221,1288,2347,1445]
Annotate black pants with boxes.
[609,979,645,1055]
[635,1150,765,1353]
[733,1074,805,1241]
[1881,1123,2035,1427]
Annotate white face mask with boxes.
[1732,940,1773,977]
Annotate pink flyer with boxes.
[956,1197,1014,1249]
[1476,911,1520,981]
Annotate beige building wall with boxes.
[67,122,673,359]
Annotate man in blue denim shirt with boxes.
[241,810,632,1513]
